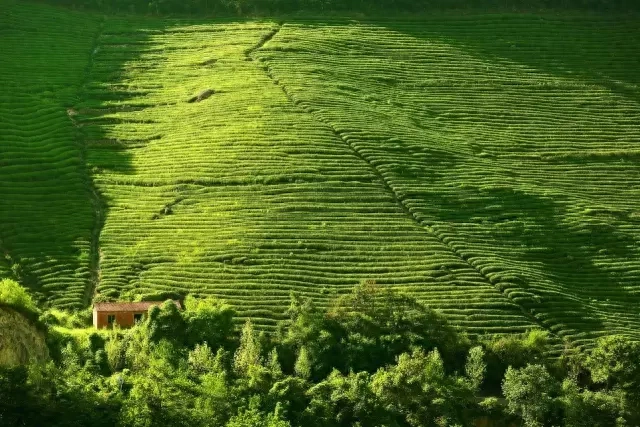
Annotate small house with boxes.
[93,301,181,329]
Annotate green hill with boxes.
[1,0,639,347]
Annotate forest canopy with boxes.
[1,282,639,427]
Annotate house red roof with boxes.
[93,300,181,312]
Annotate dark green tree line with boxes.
[1,282,640,426]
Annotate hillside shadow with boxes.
[370,14,640,336]
[412,185,640,335]
[385,13,640,105]
[249,15,640,337]
[0,3,161,308]
[378,139,459,181]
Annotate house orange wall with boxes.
[94,311,147,329]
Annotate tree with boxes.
[329,282,466,374]
[267,348,283,379]
[189,342,218,376]
[465,346,486,392]
[184,296,236,351]
[294,346,312,380]
[502,364,558,427]
[195,349,233,427]
[105,329,128,372]
[585,335,640,393]
[280,294,336,379]
[234,319,262,376]
[266,377,309,426]
[306,370,390,427]
[371,348,475,426]
[0,366,38,426]
[226,401,290,427]
[119,354,197,427]
[561,378,626,427]
[483,330,549,391]
[147,300,186,344]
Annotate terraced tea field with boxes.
[1,0,639,345]
[0,1,100,307]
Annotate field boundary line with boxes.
[244,23,282,57]
[247,28,561,341]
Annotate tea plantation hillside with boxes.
[1,0,639,347]
[0,1,100,307]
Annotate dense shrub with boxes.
[0,278,38,314]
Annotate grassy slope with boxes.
[0,0,100,308]
[2,1,639,345]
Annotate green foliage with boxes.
[226,402,290,427]
[371,348,476,426]
[147,301,186,344]
[465,346,486,392]
[4,287,640,426]
[105,332,127,373]
[502,364,558,427]
[279,295,335,378]
[306,370,389,427]
[328,283,468,374]
[585,335,640,393]
[265,377,309,425]
[560,379,627,427]
[40,308,90,329]
[267,348,283,379]
[0,360,121,426]
[188,342,219,375]
[195,350,233,427]
[0,366,33,425]
[0,278,38,314]
[184,297,236,351]
[484,330,550,390]
[293,346,312,380]
[234,319,263,376]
